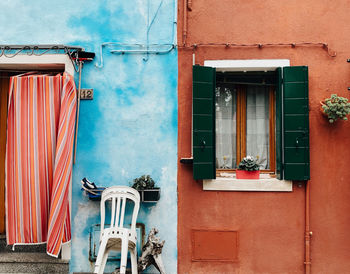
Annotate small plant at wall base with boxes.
[131,175,160,202]
[321,94,350,123]
[236,156,260,179]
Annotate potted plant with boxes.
[321,94,350,123]
[236,156,260,179]
[131,175,160,203]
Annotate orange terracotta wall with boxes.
[177,1,350,273]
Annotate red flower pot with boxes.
[236,170,260,179]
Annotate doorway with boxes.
[0,70,65,235]
[0,55,75,259]
[0,72,9,234]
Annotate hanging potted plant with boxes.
[236,156,260,179]
[131,175,160,203]
[320,94,350,123]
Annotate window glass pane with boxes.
[246,86,270,169]
[215,86,236,169]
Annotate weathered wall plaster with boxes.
[178,0,350,273]
[0,0,177,273]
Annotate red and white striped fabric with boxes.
[6,72,76,257]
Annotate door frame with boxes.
[0,54,75,260]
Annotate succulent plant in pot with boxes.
[131,175,160,202]
[321,94,350,123]
[236,156,260,179]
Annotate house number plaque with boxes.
[80,89,93,100]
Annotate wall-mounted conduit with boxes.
[178,42,336,58]
[0,45,88,72]
[95,0,177,68]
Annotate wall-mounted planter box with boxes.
[236,170,260,180]
[138,188,160,203]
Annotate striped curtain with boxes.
[6,72,76,257]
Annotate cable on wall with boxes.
[178,42,337,57]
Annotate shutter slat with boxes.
[193,65,216,180]
[283,66,310,180]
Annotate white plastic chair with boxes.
[94,186,140,274]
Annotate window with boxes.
[215,71,275,173]
[192,62,310,181]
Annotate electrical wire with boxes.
[178,42,336,57]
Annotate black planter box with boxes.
[138,188,160,203]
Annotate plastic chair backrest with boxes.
[100,186,140,235]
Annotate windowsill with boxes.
[203,173,292,192]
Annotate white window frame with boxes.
[202,59,292,192]
[0,54,74,259]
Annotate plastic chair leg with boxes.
[100,249,109,274]
[130,247,138,274]
[119,237,129,274]
[94,239,108,274]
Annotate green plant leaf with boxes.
[322,94,350,123]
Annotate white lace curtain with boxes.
[216,86,236,169]
[216,85,270,170]
[246,86,270,169]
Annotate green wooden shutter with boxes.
[192,65,216,180]
[283,66,310,180]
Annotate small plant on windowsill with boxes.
[236,156,260,179]
[321,94,350,123]
[131,175,160,203]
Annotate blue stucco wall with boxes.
[0,0,177,273]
